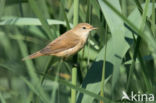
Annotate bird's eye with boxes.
[82,27,86,29]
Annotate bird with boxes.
[22,23,97,61]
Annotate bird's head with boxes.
[72,23,97,36]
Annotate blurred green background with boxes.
[0,0,156,103]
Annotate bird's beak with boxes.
[87,25,98,30]
[90,27,98,30]
[92,27,98,30]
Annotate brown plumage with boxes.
[22,23,97,60]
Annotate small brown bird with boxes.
[22,23,97,60]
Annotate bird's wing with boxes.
[40,31,80,54]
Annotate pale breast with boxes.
[52,41,85,57]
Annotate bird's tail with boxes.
[22,51,43,61]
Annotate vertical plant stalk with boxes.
[71,0,79,102]
[86,0,92,68]
[73,0,79,26]
[87,40,90,68]
[100,26,107,103]
[71,67,77,103]
[121,0,127,16]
